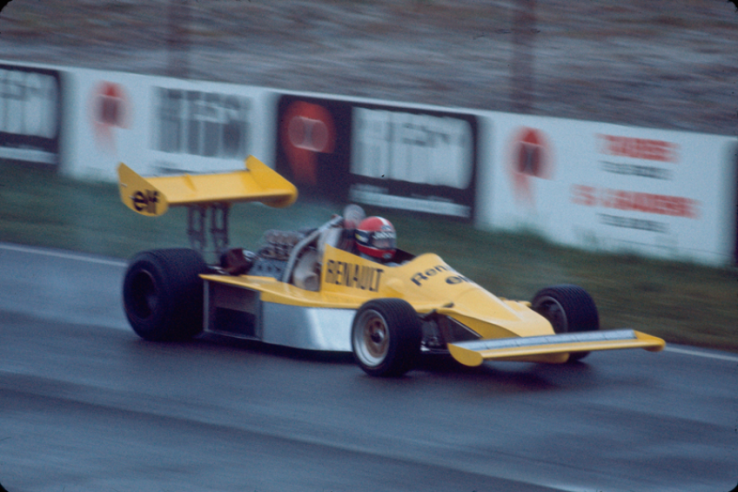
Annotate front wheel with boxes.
[351,299,422,377]
[531,284,600,362]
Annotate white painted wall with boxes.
[2,60,735,266]
[64,68,275,181]
[477,111,736,265]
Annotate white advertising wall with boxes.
[64,68,275,181]
[1,60,734,266]
[479,112,737,265]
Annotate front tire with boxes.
[123,248,209,341]
[351,299,422,377]
[531,284,600,362]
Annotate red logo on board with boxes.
[90,82,130,152]
[509,127,553,208]
[280,101,336,186]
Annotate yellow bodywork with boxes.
[118,156,298,216]
[204,244,665,365]
[119,156,665,366]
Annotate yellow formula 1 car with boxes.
[118,156,665,377]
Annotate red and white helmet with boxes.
[355,216,396,260]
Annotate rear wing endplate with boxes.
[448,329,665,366]
[117,155,298,217]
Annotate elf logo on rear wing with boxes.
[132,190,159,215]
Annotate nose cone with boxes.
[444,288,556,340]
[452,288,522,322]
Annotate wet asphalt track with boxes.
[0,243,736,492]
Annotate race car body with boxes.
[119,156,665,377]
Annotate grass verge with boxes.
[1,162,736,352]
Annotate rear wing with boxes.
[117,156,298,257]
[117,156,298,217]
[448,329,665,366]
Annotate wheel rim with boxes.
[353,309,389,367]
[534,296,568,333]
[128,270,158,319]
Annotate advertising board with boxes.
[9,60,735,265]
[481,112,737,265]
[65,68,273,181]
[0,63,63,167]
[275,94,478,220]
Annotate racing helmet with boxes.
[355,216,396,260]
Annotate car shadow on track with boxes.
[201,335,597,380]
[128,334,601,394]
[196,333,356,364]
[412,353,600,393]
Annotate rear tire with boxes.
[531,284,599,362]
[351,299,422,377]
[123,248,209,341]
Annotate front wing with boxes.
[448,329,665,366]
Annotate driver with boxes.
[354,216,396,263]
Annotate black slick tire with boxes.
[351,298,422,377]
[122,248,209,341]
[531,284,600,362]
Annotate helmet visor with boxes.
[371,231,396,251]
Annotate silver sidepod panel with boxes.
[262,303,355,352]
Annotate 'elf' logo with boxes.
[132,190,159,214]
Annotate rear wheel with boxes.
[123,248,209,341]
[531,284,599,362]
[351,299,422,377]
